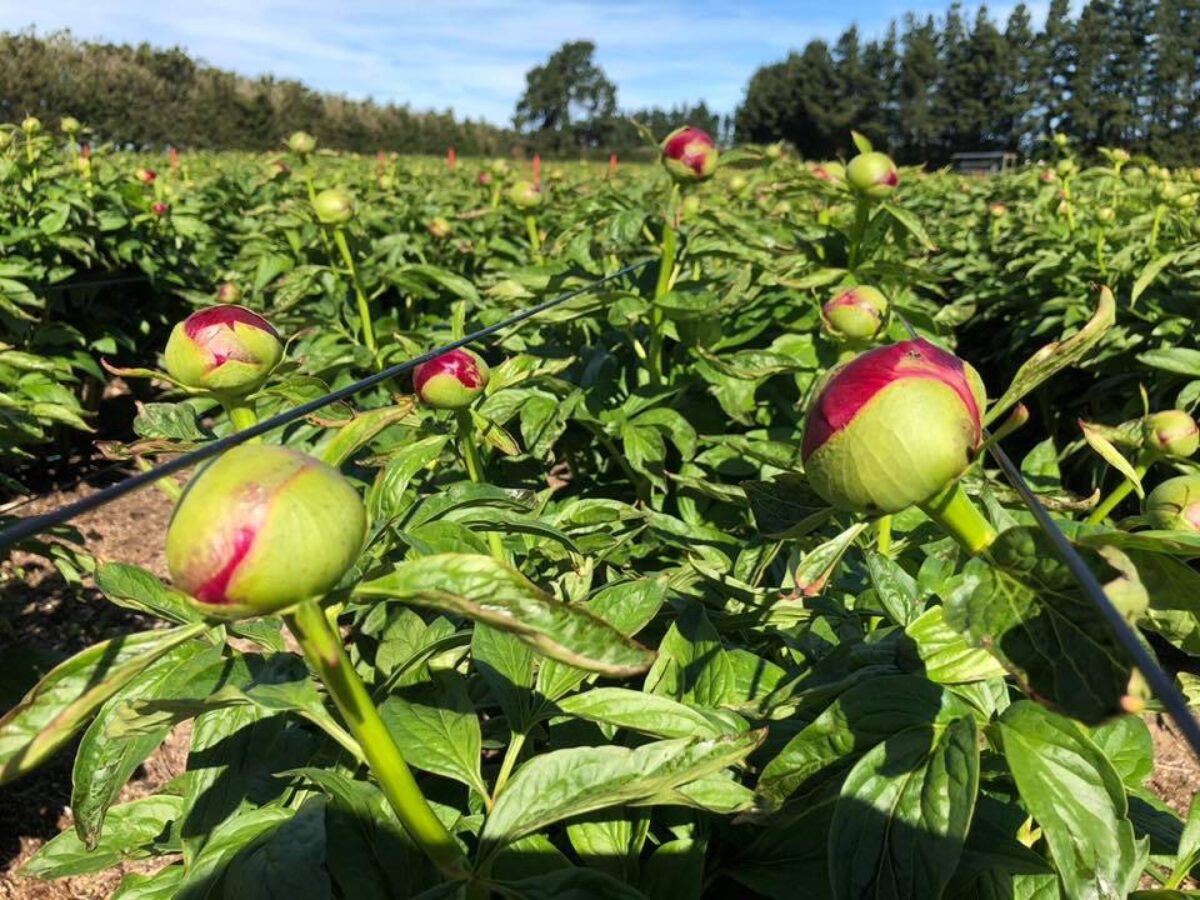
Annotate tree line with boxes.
[734,0,1200,166]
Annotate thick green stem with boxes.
[524,214,543,264]
[222,398,259,438]
[648,184,681,387]
[1086,462,1149,525]
[457,410,505,560]
[333,227,377,360]
[876,515,893,555]
[286,599,466,877]
[492,730,527,799]
[918,481,998,556]
[847,199,871,269]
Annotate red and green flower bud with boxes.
[314,188,354,224]
[264,158,290,180]
[764,142,785,161]
[802,339,986,514]
[216,282,242,304]
[151,202,169,217]
[660,126,718,183]
[167,445,366,617]
[822,285,889,341]
[136,167,157,185]
[988,203,1007,218]
[846,152,899,199]
[1143,475,1200,532]
[811,161,846,184]
[428,217,453,239]
[1143,410,1199,459]
[21,116,41,134]
[287,131,317,155]
[413,348,489,409]
[164,305,283,397]
[60,116,80,135]
[1040,168,1056,183]
[478,171,493,186]
[507,180,543,210]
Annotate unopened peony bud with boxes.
[428,217,453,239]
[1144,475,1200,532]
[136,167,157,185]
[164,306,283,396]
[1143,410,1199,459]
[216,282,242,304]
[661,126,718,183]
[802,339,986,513]
[21,116,40,135]
[478,171,493,186]
[988,203,1007,218]
[846,152,899,199]
[812,162,846,184]
[508,180,543,210]
[60,117,80,135]
[729,174,749,194]
[314,188,354,224]
[1097,207,1116,223]
[822,286,889,341]
[287,131,316,155]
[151,202,169,217]
[167,445,366,617]
[765,142,785,161]
[413,348,489,409]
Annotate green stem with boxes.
[222,398,259,438]
[286,599,466,877]
[492,730,527,799]
[876,515,893,556]
[524,214,543,264]
[333,227,377,361]
[847,199,871,269]
[1086,462,1149,525]
[456,410,505,560]
[918,481,998,556]
[649,184,681,387]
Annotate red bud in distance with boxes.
[802,339,986,514]
[413,348,490,409]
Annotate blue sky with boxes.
[0,0,1043,125]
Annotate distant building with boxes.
[951,151,1018,175]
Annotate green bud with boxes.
[164,306,283,397]
[167,445,366,617]
[802,339,986,514]
[428,217,453,239]
[1143,475,1200,532]
[846,152,899,199]
[507,180,544,210]
[413,348,489,409]
[822,285,889,341]
[60,116,81,135]
[314,188,354,224]
[21,116,41,135]
[1143,410,1199,459]
[287,131,317,155]
[811,161,846,184]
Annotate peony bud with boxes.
[489,159,511,177]
[136,167,157,185]
[729,173,749,194]
[151,202,169,217]
[167,445,366,617]
[428,217,453,239]
[846,152,899,199]
[264,158,290,180]
[1143,410,1199,459]
[822,286,889,341]
[164,305,283,396]
[60,116,80,135]
[413,348,489,409]
[1143,475,1200,532]
[660,126,718,183]
[811,161,846,184]
[765,142,785,161]
[802,339,986,514]
[1053,133,1069,148]
[0,130,12,150]
[1097,206,1116,223]
[1056,159,1077,177]
[508,180,543,210]
[314,188,354,224]
[988,203,1007,218]
[21,116,40,135]
[478,171,493,186]
[216,282,242,304]
[1040,168,1056,183]
[287,131,317,155]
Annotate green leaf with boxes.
[986,286,1116,426]
[949,525,1144,723]
[998,701,1145,900]
[380,672,487,797]
[640,838,706,900]
[904,605,1007,684]
[881,202,937,250]
[1080,420,1143,498]
[174,806,296,900]
[557,687,741,739]
[355,554,655,677]
[478,731,764,860]
[368,435,451,522]
[223,797,331,900]
[1130,251,1179,307]
[643,602,732,706]
[867,551,920,626]
[828,716,979,899]
[491,867,650,900]
[1137,348,1200,378]
[20,795,183,879]
[95,562,202,624]
[743,474,831,538]
[0,625,206,784]
[319,403,415,466]
[1090,715,1154,789]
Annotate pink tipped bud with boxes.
[413,348,490,409]
[216,282,242,304]
[988,203,1007,218]
[846,152,899,199]
[802,339,986,514]
[163,305,283,396]
[1144,475,1200,532]
[151,202,169,217]
[428,217,453,239]
[811,162,846,184]
[821,285,889,341]
[1143,410,1199,459]
[507,179,543,210]
[136,167,157,185]
[478,171,493,186]
[167,445,366,617]
[661,126,718,183]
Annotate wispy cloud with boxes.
[0,0,1052,123]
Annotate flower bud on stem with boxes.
[919,481,998,556]
[286,599,467,878]
[649,183,681,386]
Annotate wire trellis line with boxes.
[0,259,652,550]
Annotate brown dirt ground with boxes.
[0,480,1198,898]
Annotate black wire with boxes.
[0,259,651,550]
[894,311,1200,756]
